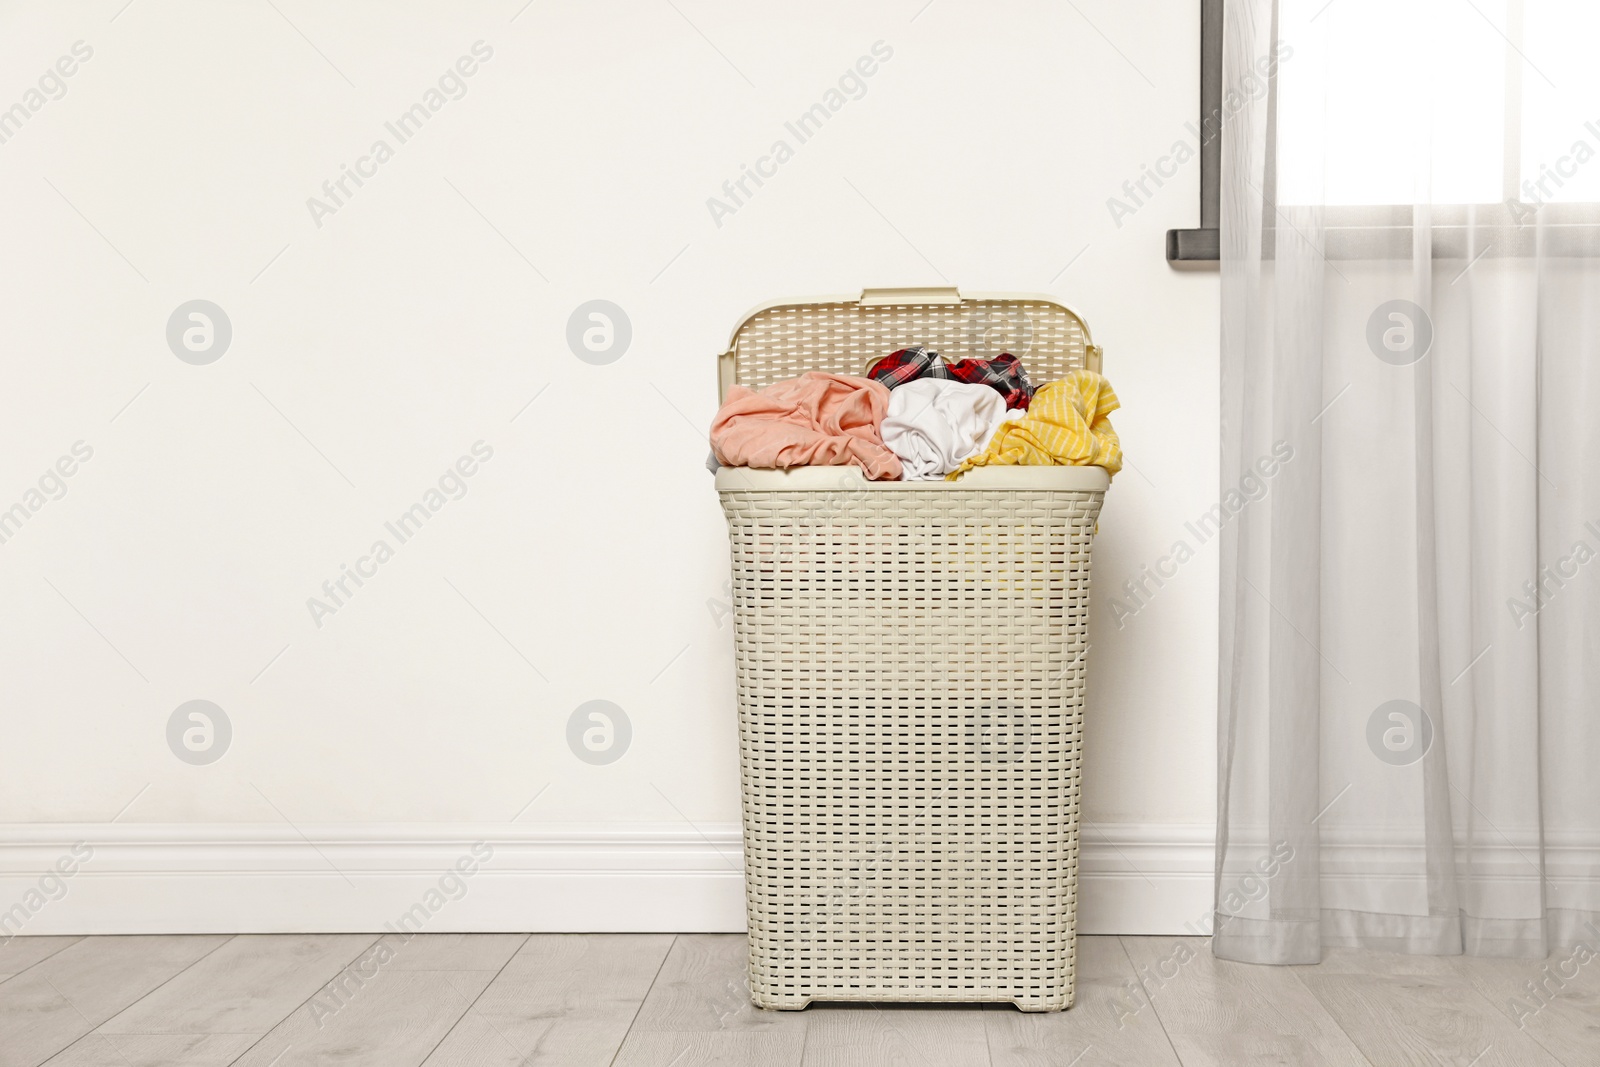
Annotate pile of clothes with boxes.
[709,347,1122,481]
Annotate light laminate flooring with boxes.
[1,934,1593,1066]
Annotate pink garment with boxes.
[711,372,903,480]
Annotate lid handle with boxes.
[859,286,962,307]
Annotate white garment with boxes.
[880,379,1011,481]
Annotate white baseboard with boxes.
[0,822,1216,937]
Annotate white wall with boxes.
[0,0,1220,933]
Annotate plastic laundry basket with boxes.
[715,287,1108,1012]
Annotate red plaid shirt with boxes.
[865,347,1035,410]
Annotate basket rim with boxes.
[714,463,1111,492]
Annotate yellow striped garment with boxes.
[949,369,1123,478]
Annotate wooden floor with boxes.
[0,933,1594,1066]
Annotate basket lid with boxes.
[717,287,1101,402]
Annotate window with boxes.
[1167,0,1600,261]
[1277,0,1599,207]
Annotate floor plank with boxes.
[41,1032,257,1067]
[627,934,807,1037]
[0,935,229,1067]
[613,934,807,1067]
[371,933,526,972]
[1119,936,1368,1067]
[1296,967,1567,1066]
[0,937,81,982]
[985,936,1182,1067]
[1459,954,1600,1067]
[98,933,375,1036]
[612,1031,806,1067]
[422,933,672,1067]
[1298,946,1600,1066]
[802,1004,990,1067]
[230,969,495,1067]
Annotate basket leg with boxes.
[1012,991,1075,1013]
[750,990,811,1011]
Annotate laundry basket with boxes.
[715,287,1108,1012]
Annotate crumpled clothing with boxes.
[710,371,902,480]
[950,369,1122,478]
[866,346,1035,410]
[881,379,1014,480]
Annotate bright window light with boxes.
[1519,3,1600,205]
[1275,0,1530,207]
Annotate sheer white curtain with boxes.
[1215,0,1600,963]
